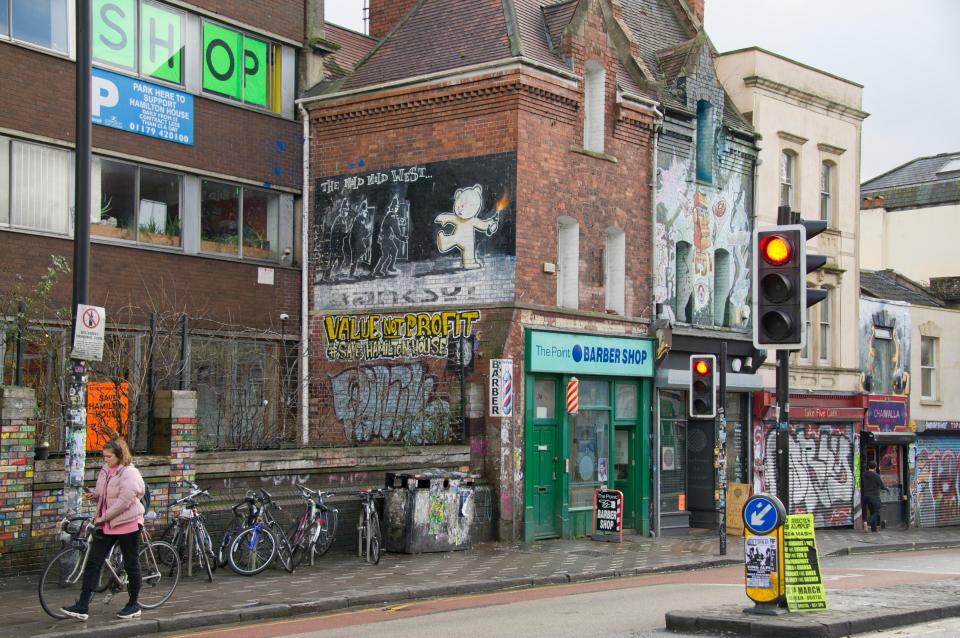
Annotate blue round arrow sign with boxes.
[742,494,785,535]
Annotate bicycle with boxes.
[39,509,180,619]
[287,484,339,568]
[357,488,383,565]
[159,481,217,581]
[227,488,296,575]
[217,491,259,568]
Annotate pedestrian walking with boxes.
[61,438,145,621]
[862,460,889,532]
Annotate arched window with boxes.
[713,249,730,326]
[696,100,714,183]
[780,150,796,208]
[605,227,625,314]
[583,60,605,153]
[675,241,692,322]
[557,216,579,309]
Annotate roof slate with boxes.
[321,24,378,82]
[621,0,694,82]
[542,0,578,51]
[862,152,960,191]
[342,0,513,90]
[860,270,945,308]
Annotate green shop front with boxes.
[523,329,654,540]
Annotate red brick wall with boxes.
[0,232,301,330]
[0,43,302,190]
[369,0,419,39]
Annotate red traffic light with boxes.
[693,359,710,376]
[760,234,792,266]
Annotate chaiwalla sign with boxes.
[322,311,480,361]
[527,330,654,377]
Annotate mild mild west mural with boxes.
[313,152,517,311]
[654,153,753,329]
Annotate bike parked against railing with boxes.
[227,488,296,575]
[159,481,217,581]
[288,484,339,568]
[357,488,383,565]
[218,491,259,568]
[39,508,180,619]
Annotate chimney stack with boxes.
[369,0,419,39]
[688,0,704,25]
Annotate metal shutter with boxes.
[760,423,854,527]
[916,436,960,528]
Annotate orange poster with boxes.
[86,382,130,451]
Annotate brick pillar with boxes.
[154,390,198,502]
[0,387,36,556]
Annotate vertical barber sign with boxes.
[489,359,513,417]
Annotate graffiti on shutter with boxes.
[916,436,960,528]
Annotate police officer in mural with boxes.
[862,460,889,532]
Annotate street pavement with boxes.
[5,525,959,638]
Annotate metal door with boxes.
[917,436,960,528]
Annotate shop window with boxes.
[583,60,605,153]
[92,157,182,247]
[659,390,686,513]
[200,180,280,260]
[8,0,68,53]
[921,336,938,400]
[91,0,186,85]
[557,216,579,309]
[9,140,70,235]
[604,226,625,315]
[696,100,714,183]
[675,241,692,322]
[615,382,637,419]
[713,249,730,327]
[202,20,281,111]
[569,388,610,508]
[533,379,556,420]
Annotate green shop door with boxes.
[526,377,561,539]
[614,426,638,530]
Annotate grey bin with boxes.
[384,468,480,553]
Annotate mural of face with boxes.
[453,185,483,219]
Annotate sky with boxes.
[324,0,960,182]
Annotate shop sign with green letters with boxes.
[202,22,269,107]
[92,0,183,84]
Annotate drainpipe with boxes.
[298,103,311,447]
[649,104,664,537]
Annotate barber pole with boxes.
[566,377,579,414]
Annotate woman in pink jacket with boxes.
[62,438,145,621]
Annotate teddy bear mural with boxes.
[434,184,502,270]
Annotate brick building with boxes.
[0,0,306,454]
[305,0,668,542]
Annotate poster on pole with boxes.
[745,535,778,588]
[71,305,106,361]
[489,359,513,417]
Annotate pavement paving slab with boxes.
[5,526,960,638]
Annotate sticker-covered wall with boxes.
[312,152,517,311]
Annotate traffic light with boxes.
[751,207,829,350]
[689,355,716,418]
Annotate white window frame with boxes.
[583,60,605,154]
[799,304,812,363]
[818,289,831,365]
[780,150,795,209]
[820,161,833,224]
[4,0,72,55]
[920,336,938,401]
[557,216,579,309]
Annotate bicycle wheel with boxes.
[217,526,237,568]
[39,547,86,620]
[97,545,124,593]
[369,510,381,565]
[287,521,308,569]
[228,527,276,576]
[313,509,338,559]
[273,525,297,574]
[138,541,180,609]
[195,523,216,580]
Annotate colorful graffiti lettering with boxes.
[322,310,480,361]
[754,424,854,527]
[916,447,960,527]
[328,362,452,443]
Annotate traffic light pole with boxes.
[775,350,790,513]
